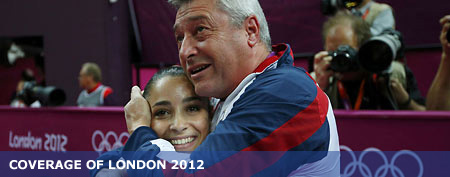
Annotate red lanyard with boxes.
[337,79,366,110]
[362,8,370,20]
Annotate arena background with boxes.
[0,0,448,105]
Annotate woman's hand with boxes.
[124,86,152,135]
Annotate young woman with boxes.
[142,66,211,151]
[91,66,211,177]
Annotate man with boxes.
[352,0,395,35]
[122,0,340,176]
[312,12,425,110]
[10,69,41,107]
[427,15,450,110]
[77,62,113,107]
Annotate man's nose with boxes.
[179,36,198,63]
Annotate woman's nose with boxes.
[169,114,188,133]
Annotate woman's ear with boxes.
[244,15,261,48]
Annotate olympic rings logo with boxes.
[340,145,423,177]
[91,130,129,152]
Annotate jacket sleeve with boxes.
[90,147,125,177]
[121,68,332,177]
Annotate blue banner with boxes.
[1,151,449,177]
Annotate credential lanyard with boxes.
[337,79,366,110]
[362,8,370,20]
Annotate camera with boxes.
[320,0,363,15]
[358,29,403,73]
[17,81,66,106]
[329,45,359,72]
[328,29,403,73]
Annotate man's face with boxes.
[325,24,363,81]
[174,0,250,99]
[78,69,90,89]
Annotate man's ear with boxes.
[244,15,260,48]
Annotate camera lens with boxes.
[329,45,359,72]
[358,40,393,73]
[320,0,337,15]
[358,29,402,73]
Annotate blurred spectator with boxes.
[352,0,395,35]
[77,62,114,107]
[321,0,395,35]
[426,15,450,110]
[311,12,425,110]
[10,69,41,107]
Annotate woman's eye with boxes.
[155,110,170,117]
[187,106,200,112]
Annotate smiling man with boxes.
[122,0,340,176]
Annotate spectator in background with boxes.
[352,0,395,35]
[311,12,425,110]
[77,62,114,107]
[427,15,450,110]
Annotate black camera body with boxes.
[321,0,363,15]
[328,29,403,73]
[17,81,66,106]
[329,45,359,72]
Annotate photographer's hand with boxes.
[391,78,425,111]
[124,86,151,135]
[439,15,450,57]
[314,51,334,89]
[390,78,409,104]
[427,15,450,110]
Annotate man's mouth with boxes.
[190,64,211,75]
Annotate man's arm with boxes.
[427,53,450,110]
[427,15,450,110]
[122,69,335,176]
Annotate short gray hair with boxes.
[168,0,272,50]
[81,62,102,82]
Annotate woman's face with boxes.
[147,76,210,151]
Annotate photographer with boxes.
[312,12,425,110]
[10,69,41,107]
[354,0,395,35]
[321,0,395,35]
[427,15,450,110]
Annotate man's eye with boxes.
[176,36,184,42]
[187,106,200,112]
[197,27,206,33]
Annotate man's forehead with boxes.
[328,24,354,37]
[173,0,218,28]
[80,68,87,74]
[176,0,217,17]
[173,14,210,31]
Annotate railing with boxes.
[2,106,449,151]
